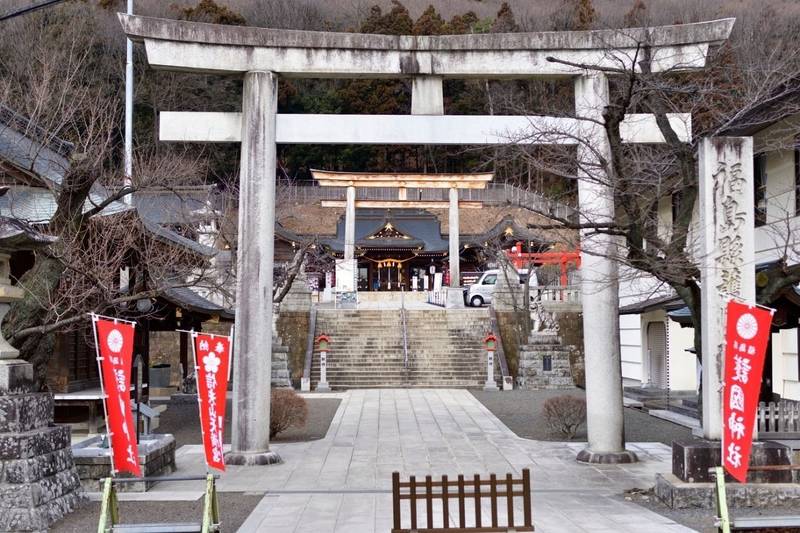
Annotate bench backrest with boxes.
[391,470,533,532]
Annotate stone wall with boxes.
[276,312,309,384]
[494,310,529,378]
[557,312,585,388]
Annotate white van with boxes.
[465,268,538,307]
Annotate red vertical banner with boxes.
[722,300,774,483]
[193,333,231,471]
[93,317,141,476]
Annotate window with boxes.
[482,274,497,285]
[754,153,767,227]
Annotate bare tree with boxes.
[499,20,800,369]
[0,4,229,387]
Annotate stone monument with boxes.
[0,217,83,531]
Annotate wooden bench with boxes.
[97,474,220,533]
[391,469,533,532]
[713,466,800,532]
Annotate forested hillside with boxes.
[1,0,798,196]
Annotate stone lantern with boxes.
[0,216,84,531]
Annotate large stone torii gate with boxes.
[120,14,733,465]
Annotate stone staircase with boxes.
[517,331,574,389]
[310,308,497,389]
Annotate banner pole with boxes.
[721,293,777,314]
[189,330,210,474]
[90,313,117,477]
[91,312,138,325]
[228,324,235,384]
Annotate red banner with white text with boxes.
[722,300,774,483]
[194,333,231,471]
[94,317,141,476]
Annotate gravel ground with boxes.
[50,398,340,531]
[155,397,342,447]
[470,388,693,444]
[623,488,800,533]
[51,492,262,532]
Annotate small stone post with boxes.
[316,334,331,393]
[483,333,499,391]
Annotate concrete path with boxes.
[154,389,696,532]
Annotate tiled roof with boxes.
[161,285,234,320]
[133,188,218,225]
[0,186,130,223]
[0,215,56,251]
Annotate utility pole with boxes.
[124,0,134,204]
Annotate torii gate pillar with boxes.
[227,70,281,465]
[575,73,637,464]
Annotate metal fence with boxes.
[280,182,577,222]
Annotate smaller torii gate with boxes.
[507,241,581,286]
[312,170,492,294]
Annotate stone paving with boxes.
[152,389,696,532]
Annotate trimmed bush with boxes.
[270,388,308,438]
[542,395,586,439]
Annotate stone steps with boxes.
[311,308,496,389]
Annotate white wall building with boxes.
[620,110,800,401]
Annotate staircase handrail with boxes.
[488,307,511,388]
[401,286,409,369]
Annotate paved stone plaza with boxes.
[145,389,695,532]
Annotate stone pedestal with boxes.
[672,439,791,483]
[73,434,176,492]
[517,332,575,390]
[280,265,312,312]
[657,439,795,509]
[0,360,83,531]
[444,287,464,309]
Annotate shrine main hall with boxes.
[273,170,576,291]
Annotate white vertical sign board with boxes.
[433,272,443,292]
[335,259,357,292]
[698,137,755,440]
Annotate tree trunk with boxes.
[2,255,67,389]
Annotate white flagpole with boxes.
[189,330,210,473]
[90,313,116,476]
[123,0,134,205]
[228,324,235,383]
